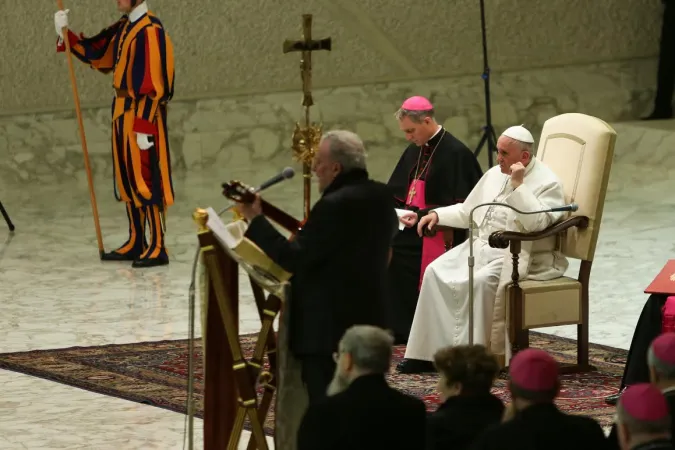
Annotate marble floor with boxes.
[0,119,674,448]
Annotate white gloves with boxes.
[54,10,69,38]
[137,133,154,150]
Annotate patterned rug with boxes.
[0,332,626,435]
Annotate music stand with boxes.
[473,0,498,167]
[0,201,14,232]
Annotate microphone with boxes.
[462,201,577,345]
[252,166,295,193]
[547,203,578,213]
[218,167,295,215]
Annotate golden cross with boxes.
[408,185,416,203]
[282,14,332,107]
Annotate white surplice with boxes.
[404,157,570,361]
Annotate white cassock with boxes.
[404,157,570,361]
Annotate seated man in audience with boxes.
[469,349,608,450]
[606,293,672,405]
[608,332,675,448]
[426,345,504,450]
[296,325,427,450]
[236,130,398,404]
[397,125,569,373]
[614,384,673,450]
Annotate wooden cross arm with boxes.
[488,215,590,249]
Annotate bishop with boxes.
[386,96,482,345]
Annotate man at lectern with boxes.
[235,130,399,403]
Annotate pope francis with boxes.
[396,125,569,374]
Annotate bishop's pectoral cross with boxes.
[407,184,416,204]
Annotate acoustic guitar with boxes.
[221,180,304,235]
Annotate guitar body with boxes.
[222,180,302,236]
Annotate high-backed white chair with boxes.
[489,113,616,372]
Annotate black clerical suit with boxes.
[606,294,669,405]
[296,373,427,450]
[646,0,675,119]
[426,393,504,450]
[245,168,398,403]
[468,403,609,450]
[386,127,482,343]
[607,388,675,449]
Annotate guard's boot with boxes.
[132,205,169,268]
[101,202,147,261]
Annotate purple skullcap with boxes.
[620,383,669,421]
[401,96,433,111]
[652,331,675,365]
[509,348,559,391]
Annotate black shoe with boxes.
[605,388,625,405]
[101,250,140,261]
[132,252,169,268]
[396,358,435,374]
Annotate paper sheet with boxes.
[395,208,410,231]
[204,206,248,249]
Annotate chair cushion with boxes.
[506,277,582,329]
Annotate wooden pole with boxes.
[56,0,105,258]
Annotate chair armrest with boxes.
[488,216,590,249]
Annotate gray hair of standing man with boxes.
[321,130,368,172]
[394,107,435,124]
[339,325,395,374]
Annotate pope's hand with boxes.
[54,10,69,38]
[235,193,262,221]
[136,133,154,150]
[509,162,526,188]
[399,212,418,228]
[417,211,438,237]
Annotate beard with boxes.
[326,368,351,396]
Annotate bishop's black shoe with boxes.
[604,387,626,405]
[396,358,436,374]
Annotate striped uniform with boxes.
[57,9,174,264]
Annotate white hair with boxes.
[321,130,367,171]
[339,325,394,373]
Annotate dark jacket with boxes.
[607,389,675,449]
[245,168,398,356]
[297,373,427,450]
[469,402,609,450]
[426,393,504,450]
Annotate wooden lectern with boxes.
[193,206,308,450]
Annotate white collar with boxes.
[427,125,442,143]
[129,2,148,23]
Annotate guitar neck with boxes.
[260,199,301,232]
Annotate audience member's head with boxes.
[648,332,675,388]
[432,344,500,401]
[616,383,671,450]
[507,349,560,410]
[327,325,394,396]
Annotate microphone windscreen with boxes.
[281,167,295,179]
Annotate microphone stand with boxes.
[466,201,574,344]
[0,201,14,232]
[473,0,498,167]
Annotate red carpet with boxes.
[0,331,625,435]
